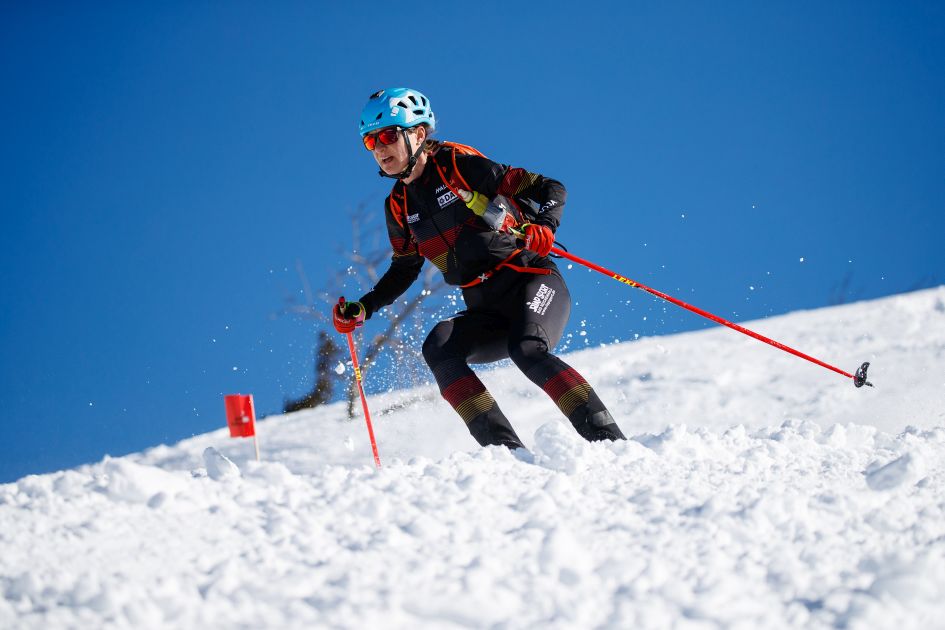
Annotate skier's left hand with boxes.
[333,300,366,334]
[521,223,554,257]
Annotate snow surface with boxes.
[3,287,945,629]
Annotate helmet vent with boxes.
[360,87,434,135]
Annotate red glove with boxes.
[522,223,554,257]
[333,299,366,333]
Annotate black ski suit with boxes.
[359,144,625,447]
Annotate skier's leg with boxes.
[422,313,524,449]
[508,271,626,442]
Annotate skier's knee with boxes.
[422,321,453,367]
[508,323,550,367]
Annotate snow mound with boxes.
[532,420,591,472]
[99,458,187,504]
[202,447,241,481]
[3,288,945,628]
[865,451,926,491]
[3,421,945,628]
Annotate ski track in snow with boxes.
[3,287,945,629]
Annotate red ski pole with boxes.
[339,298,382,468]
[537,241,873,388]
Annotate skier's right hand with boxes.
[333,299,366,334]
[521,223,555,257]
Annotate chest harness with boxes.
[388,142,551,289]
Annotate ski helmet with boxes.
[359,87,435,136]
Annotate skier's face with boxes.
[371,126,424,176]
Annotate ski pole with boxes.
[339,297,382,468]
[515,232,873,388]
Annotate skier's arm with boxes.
[456,154,567,232]
[358,198,425,318]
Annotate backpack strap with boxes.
[443,141,486,158]
[459,248,552,288]
[429,141,528,232]
[385,140,548,286]
[387,181,408,229]
[387,141,483,225]
[429,141,485,202]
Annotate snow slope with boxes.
[3,287,945,629]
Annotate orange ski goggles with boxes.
[362,127,401,151]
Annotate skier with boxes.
[333,87,626,449]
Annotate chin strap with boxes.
[378,128,425,180]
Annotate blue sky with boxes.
[2,1,943,482]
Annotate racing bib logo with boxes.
[437,191,458,208]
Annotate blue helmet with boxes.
[359,87,435,136]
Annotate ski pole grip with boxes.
[507,226,525,248]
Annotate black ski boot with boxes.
[569,403,626,442]
[466,407,525,449]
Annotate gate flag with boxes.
[224,394,256,437]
